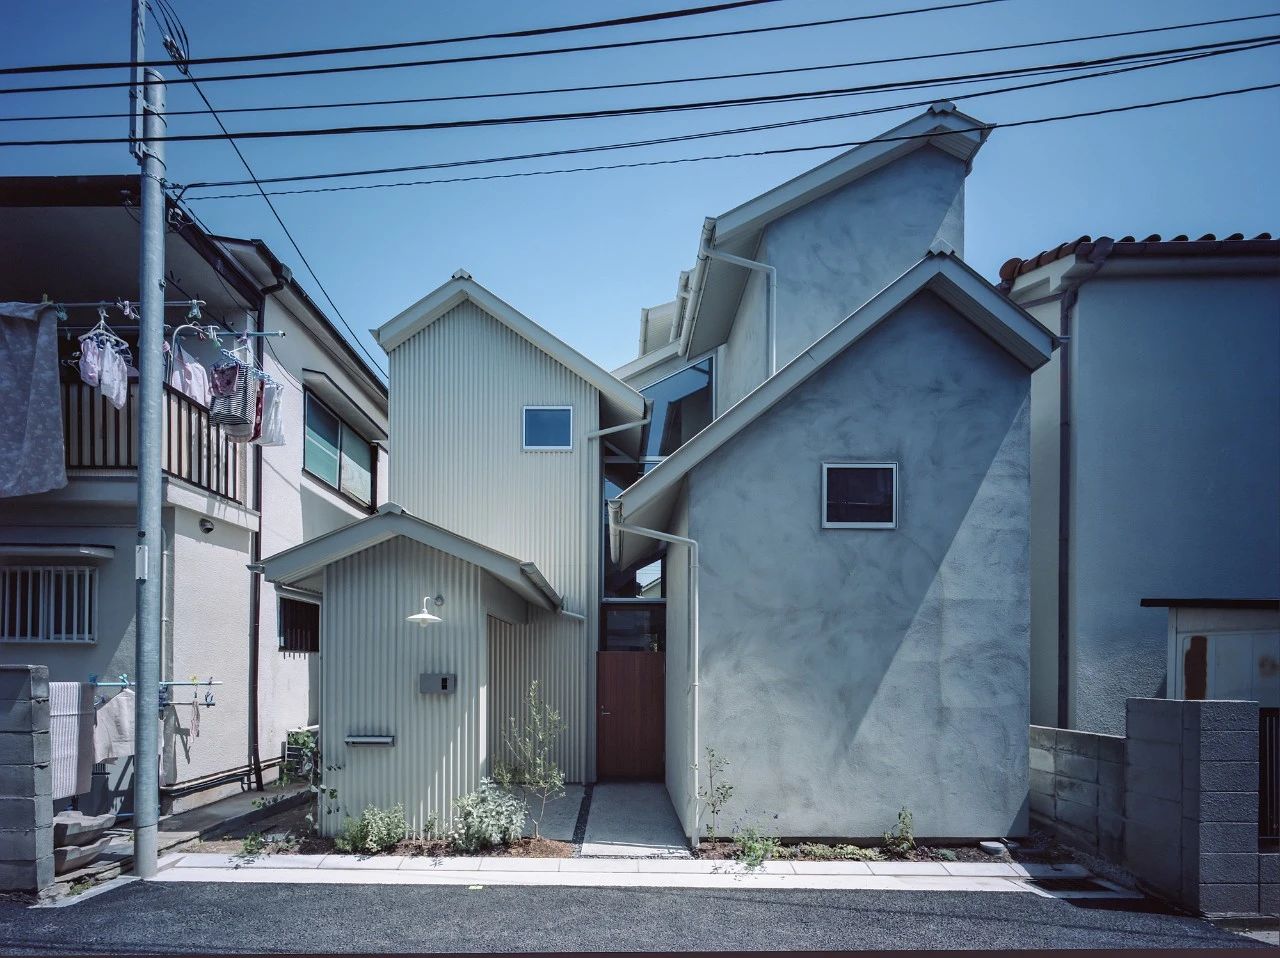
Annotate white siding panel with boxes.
[387,300,600,782]
[320,537,487,838]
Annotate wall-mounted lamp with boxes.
[408,594,444,627]
[199,518,215,534]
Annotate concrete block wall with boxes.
[0,665,53,892]
[1033,698,1271,918]
[1029,725,1124,859]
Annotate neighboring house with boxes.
[0,175,389,814]
[264,103,1053,843]
[999,233,1280,734]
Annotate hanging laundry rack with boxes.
[89,674,222,710]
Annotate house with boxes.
[0,175,389,815]
[263,103,1053,843]
[999,233,1280,734]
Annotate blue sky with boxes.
[2,0,1277,374]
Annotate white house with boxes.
[1000,232,1280,734]
[263,103,1053,843]
[0,175,389,814]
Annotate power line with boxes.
[0,0,790,75]
[5,33,1274,148]
[4,12,1276,124]
[174,40,1272,194]
[177,82,1280,202]
[152,7,388,377]
[0,0,1015,96]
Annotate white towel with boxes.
[49,683,95,799]
[93,688,135,764]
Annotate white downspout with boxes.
[607,501,701,847]
[704,248,777,376]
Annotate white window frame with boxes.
[522,405,574,451]
[821,462,898,530]
[0,566,98,643]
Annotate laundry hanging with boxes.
[0,302,67,498]
[74,310,132,410]
[167,343,211,407]
[256,381,285,447]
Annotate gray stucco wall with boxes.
[688,290,1031,839]
[1066,274,1280,733]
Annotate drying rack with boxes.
[89,673,222,710]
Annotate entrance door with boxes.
[597,651,665,780]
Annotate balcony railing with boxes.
[62,381,243,504]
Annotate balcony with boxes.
[61,381,244,504]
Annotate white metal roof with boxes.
[260,503,562,611]
[610,249,1054,568]
[374,271,646,429]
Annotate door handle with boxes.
[600,710,611,716]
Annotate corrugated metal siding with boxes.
[320,537,487,837]
[388,300,600,782]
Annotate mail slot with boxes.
[419,672,457,694]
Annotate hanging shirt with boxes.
[210,361,241,398]
[226,378,264,444]
[256,382,286,447]
[167,345,211,407]
[0,303,68,498]
[99,344,128,411]
[78,337,101,387]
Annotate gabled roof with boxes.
[261,503,562,611]
[374,270,645,429]
[609,250,1053,568]
[679,103,992,357]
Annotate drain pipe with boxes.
[607,500,701,847]
[704,248,777,376]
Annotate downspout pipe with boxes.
[677,219,717,358]
[703,248,777,377]
[607,500,701,848]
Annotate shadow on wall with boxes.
[300,481,367,541]
[695,299,1032,837]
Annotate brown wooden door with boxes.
[596,651,665,780]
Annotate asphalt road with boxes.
[0,881,1264,953]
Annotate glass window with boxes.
[304,394,340,487]
[279,597,320,653]
[642,358,712,459]
[339,423,372,506]
[523,406,573,450]
[823,463,896,529]
[601,604,665,652]
[305,392,374,507]
[0,567,96,643]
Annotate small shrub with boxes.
[883,807,916,857]
[733,825,780,868]
[450,779,527,853]
[936,848,958,862]
[334,803,406,854]
[795,842,884,862]
[239,831,265,857]
[696,747,734,842]
[493,680,567,839]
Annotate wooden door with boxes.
[596,651,665,780]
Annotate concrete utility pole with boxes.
[132,0,166,880]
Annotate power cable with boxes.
[175,40,1273,193]
[151,6,388,377]
[0,0,1016,96]
[1,0,790,75]
[178,82,1280,201]
[4,12,1276,124]
[5,33,1274,148]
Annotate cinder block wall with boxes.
[1029,725,1124,859]
[1032,698,1273,918]
[0,665,53,892]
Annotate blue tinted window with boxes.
[524,406,572,450]
[641,358,712,458]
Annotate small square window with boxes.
[523,406,573,450]
[822,463,896,529]
[279,597,320,653]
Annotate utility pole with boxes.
[132,0,166,881]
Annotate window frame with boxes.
[0,565,98,644]
[821,462,898,530]
[303,390,377,512]
[522,405,574,452]
[277,595,321,654]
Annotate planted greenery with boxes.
[733,825,781,868]
[450,779,527,853]
[492,680,566,840]
[334,803,407,854]
[883,807,916,857]
[696,746,733,842]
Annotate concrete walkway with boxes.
[580,783,687,857]
[154,852,1136,896]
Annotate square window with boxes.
[278,597,320,653]
[523,406,573,450]
[304,391,376,509]
[822,463,896,529]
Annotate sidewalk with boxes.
[156,852,1139,897]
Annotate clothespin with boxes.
[187,300,201,321]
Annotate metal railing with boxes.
[62,381,242,503]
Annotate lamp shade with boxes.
[408,596,442,626]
